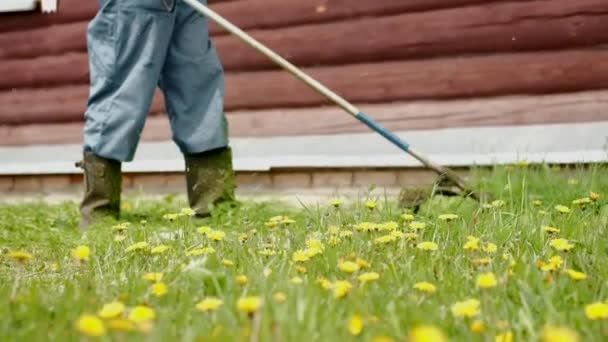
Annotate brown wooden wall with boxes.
[1,0,608,146]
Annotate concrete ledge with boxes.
[1,122,607,175]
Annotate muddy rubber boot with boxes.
[185,147,237,217]
[77,151,122,230]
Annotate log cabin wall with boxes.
[1,0,608,147]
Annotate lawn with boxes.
[0,165,607,342]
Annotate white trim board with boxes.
[0,122,606,175]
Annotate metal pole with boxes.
[182,0,476,197]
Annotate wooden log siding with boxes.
[3,15,608,90]
[2,90,607,146]
[2,0,608,64]
[0,0,235,33]
[0,0,493,36]
[2,49,608,125]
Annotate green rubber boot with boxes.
[78,151,122,230]
[185,147,237,217]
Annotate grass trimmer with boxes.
[182,0,483,205]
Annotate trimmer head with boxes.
[398,174,491,212]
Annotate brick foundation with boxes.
[0,168,461,196]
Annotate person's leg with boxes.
[159,0,235,217]
[80,0,175,229]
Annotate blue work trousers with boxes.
[84,0,228,162]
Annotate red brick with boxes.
[272,172,312,188]
[236,172,272,189]
[312,171,353,188]
[0,176,14,192]
[13,176,42,192]
[353,170,398,187]
[41,175,72,191]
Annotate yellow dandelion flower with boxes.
[72,245,91,261]
[128,306,156,323]
[355,222,377,232]
[151,245,170,255]
[222,259,234,267]
[292,250,310,262]
[195,297,223,312]
[334,280,353,299]
[564,269,587,281]
[590,192,600,201]
[290,276,303,284]
[107,318,135,332]
[381,221,399,231]
[389,231,404,239]
[273,292,287,304]
[472,257,492,267]
[125,241,148,252]
[328,236,342,246]
[464,236,480,251]
[338,261,360,274]
[339,230,354,238]
[348,314,364,336]
[258,248,277,256]
[8,250,33,262]
[408,325,447,342]
[471,320,485,333]
[111,222,130,232]
[207,230,226,242]
[356,258,371,269]
[143,272,163,283]
[328,225,340,234]
[495,331,513,342]
[197,226,212,234]
[76,314,106,337]
[492,200,506,208]
[413,282,436,294]
[585,302,608,320]
[236,275,249,286]
[533,200,543,206]
[316,277,334,290]
[476,272,498,289]
[572,198,591,206]
[163,213,180,221]
[358,272,380,283]
[113,234,127,242]
[550,238,574,252]
[401,213,415,222]
[416,241,438,251]
[554,205,571,214]
[180,208,196,217]
[371,336,394,342]
[330,198,343,208]
[541,325,579,342]
[366,200,377,210]
[438,213,458,222]
[542,226,560,234]
[451,299,481,318]
[375,234,397,244]
[483,243,498,253]
[151,282,168,297]
[98,301,126,319]
[403,232,419,241]
[237,296,262,315]
[296,266,307,274]
[281,217,296,225]
[187,247,215,256]
[409,221,427,231]
[304,247,322,258]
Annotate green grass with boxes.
[0,164,607,341]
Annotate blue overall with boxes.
[83,0,228,162]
